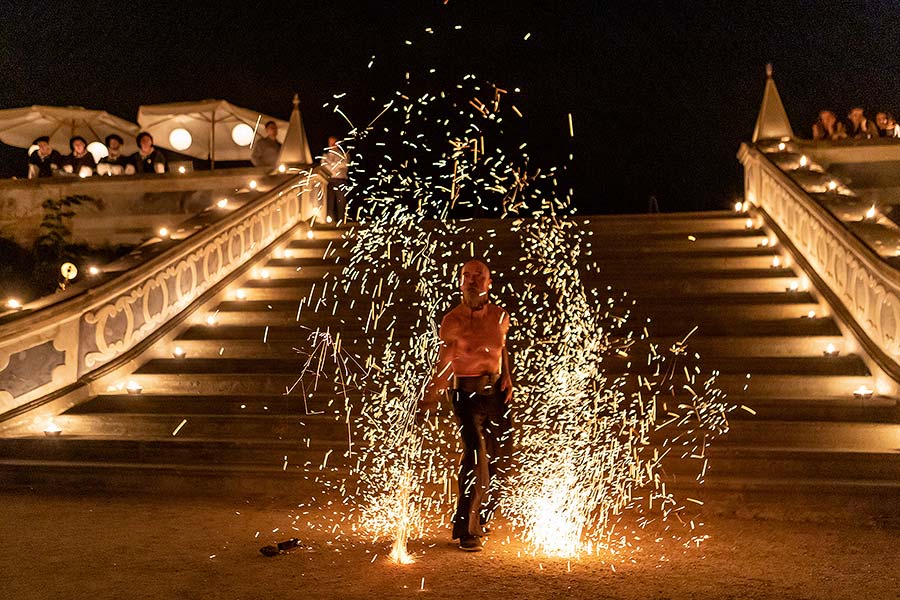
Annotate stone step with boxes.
[0,436,352,468]
[169,333,847,361]
[132,355,868,377]
[69,394,344,416]
[49,412,352,440]
[206,300,824,327]
[715,420,900,452]
[176,317,842,345]
[120,371,873,398]
[0,459,350,497]
[663,447,900,482]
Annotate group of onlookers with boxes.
[812,107,900,141]
[28,131,168,178]
[27,120,285,179]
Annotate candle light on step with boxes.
[126,380,143,395]
[43,421,62,437]
[823,343,839,357]
[853,385,873,399]
[172,346,186,358]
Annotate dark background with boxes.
[1,1,897,214]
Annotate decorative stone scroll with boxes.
[0,171,327,415]
[739,144,900,361]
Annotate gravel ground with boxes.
[1,491,897,600]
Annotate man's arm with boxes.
[419,316,455,415]
[499,345,513,404]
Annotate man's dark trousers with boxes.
[451,388,513,539]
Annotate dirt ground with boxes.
[1,491,898,600]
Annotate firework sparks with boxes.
[277,23,736,564]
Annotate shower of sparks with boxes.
[276,21,737,563]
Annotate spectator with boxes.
[97,134,134,175]
[812,110,847,141]
[63,136,96,177]
[132,131,166,174]
[250,120,281,167]
[320,136,350,223]
[846,107,879,139]
[27,136,63,178]
[875,112,900,138]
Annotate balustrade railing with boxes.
[0,168,328,420]
[739,143,900,387]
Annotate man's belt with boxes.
[453,373,501,394]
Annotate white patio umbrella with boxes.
[137,99,288,167]
[0,105,140,154]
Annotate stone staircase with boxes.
[1,211,899,518]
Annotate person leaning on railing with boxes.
[62,136,96,177]
[812,110,848,141]
[875,112,900,139]
[846,107,880,139]
[27,136,64,178]
[131,131,167,174]
[97,134,135,176]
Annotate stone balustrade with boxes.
[0,167,328,422]
[739,142,900,387]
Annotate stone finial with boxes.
[292,93,299,107]
[766,63,773,78]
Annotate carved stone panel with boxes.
[0,341,66,399]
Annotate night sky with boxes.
[2,1,898,214]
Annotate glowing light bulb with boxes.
[807,310,816,319]
[827,180,838,191]
[178,165,186,174]
[172,346,186,358]
[326,215,334,223]
[249,180,258,190]
[158,227,169,238]
[799,155,808,167]
[206,314,218,326]
[217,198,229,209]
[278,164,286,173]
[306,230,314,239]
[88,266,100,276]
[6,298,22,309]
[733,201,744,212]
[169,128,192,151]
[231,123,254,146]
[235,289,247,300]
[778,142,786,151]
[866,205,876,220]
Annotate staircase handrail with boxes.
[0,168,329,419]
[738,142,900,387]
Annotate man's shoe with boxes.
[459,535,483,552]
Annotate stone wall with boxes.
[0,167,280,246]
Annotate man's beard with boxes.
[462,289,487,310]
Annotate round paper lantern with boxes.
[87,141,108,162]
[231,123,254,146]
[169,128,193,151]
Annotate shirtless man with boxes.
[420,259,513,552]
